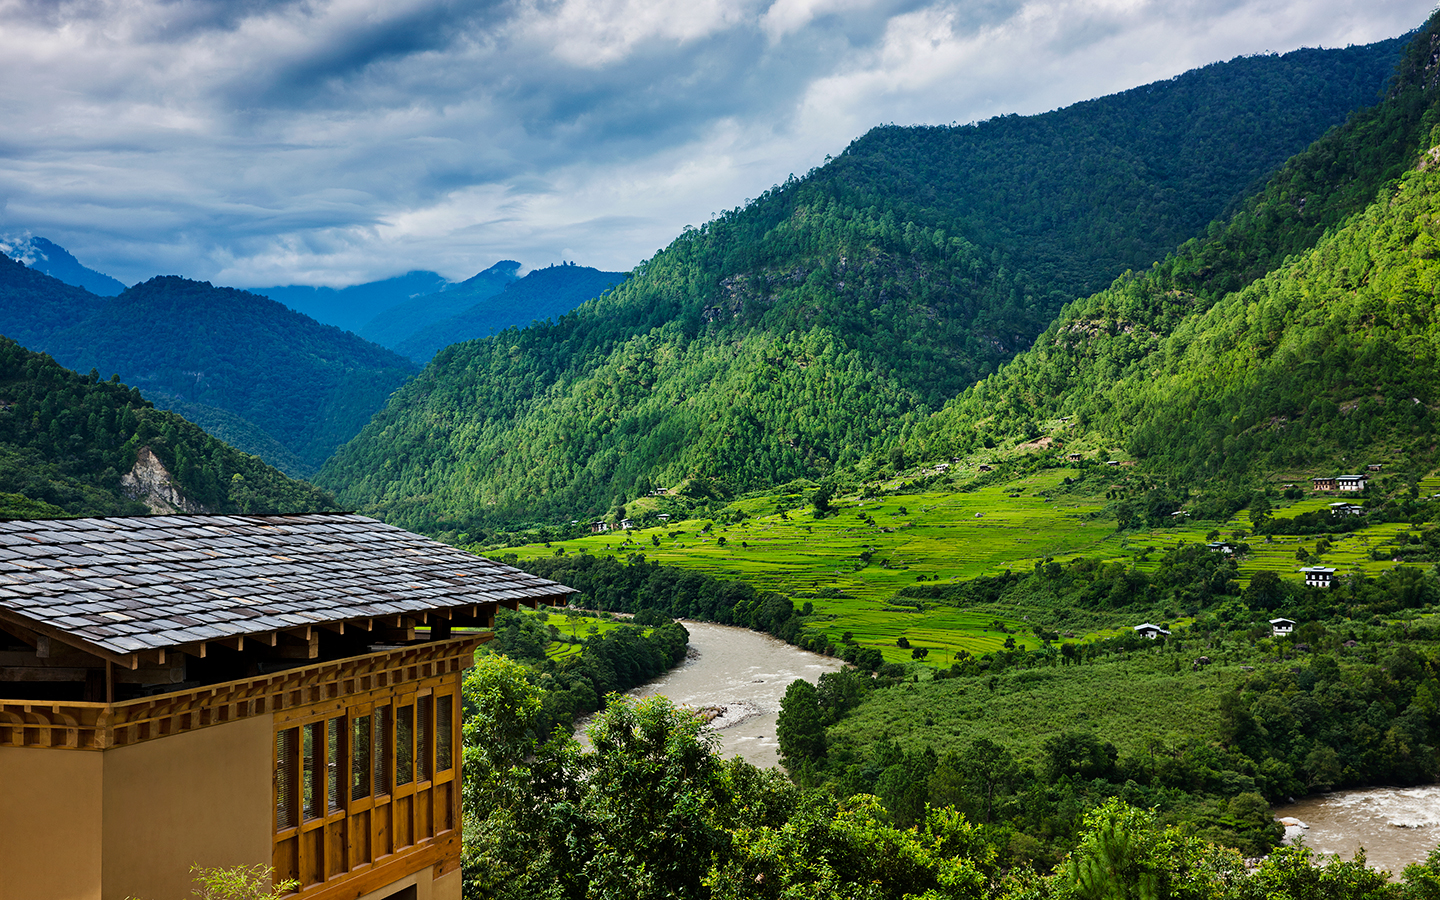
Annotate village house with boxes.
[1301,566,1336,588]
[1337,475,1368,492]
[1329,502,1364,516]
[1367,463,1383,472]
[1065,453,1082,463]
[1270,617,1297,637]
[590,521,611,534]
[0,513,571,900]
[1133,623,1170,639]
[1311,476,1337,491]
[1206,541,1235,555]
[619,519,635,530]
[1105,460,1120,467]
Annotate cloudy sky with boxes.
[0,0,1432,288]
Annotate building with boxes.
[1367,464,1383,472]
[619,519,635,530]
[1337,475,1368,492]
[1133,623,1170,639]
[1270,618,1297,637]
[1329,502,1364,516]
[590,521,611,534]
[0,514,572,900]
[1312,476,1337,491]
[1065,453,1082,462]
[1207,542,1235,554]
[1301,566,1336,588]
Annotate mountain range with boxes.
[314,35,1410,532]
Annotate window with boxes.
[302,721,323,820]
[351,714,371,800]
[276,728,298,830]
[373,704,391,796]
[436,695,453,772]
[327,718,344,814]
[417,696,432,783]
[397,705,414,785]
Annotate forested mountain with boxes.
[318,37,1407,532]
[250,270,452,333]
[0,236,126,296]
[393,263,627,362]
[357,260,520,351]
[0,259,418,475]
[0,337,337,517]
[913,15,1440,487]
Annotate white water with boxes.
[1276,785,1440,875]
[628,620,846,768]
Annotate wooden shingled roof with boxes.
[0,513,571,666]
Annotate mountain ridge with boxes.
[315,36,1409,532]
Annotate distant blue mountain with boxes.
[1,236,126,296]
[356,260,521,348]
[248,270,452,333]
[393,263,627,363]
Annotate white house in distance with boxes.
[1270,617,1297,637]
[1329,502,1364,516]
[1301,566,1336,588]
[1134,623,1170,639]
[1337,475,1368,492]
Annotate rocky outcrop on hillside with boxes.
[120,447,210,514]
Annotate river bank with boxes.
[623,620,846,768]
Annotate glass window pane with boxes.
[436,695,453,772]
[418,696,432,783]
[397,705,414,785]
[351,715,371,801]
[327,718,343,814]
[276,728,298,831]
[373,705,391,796]
[302,722,320,820]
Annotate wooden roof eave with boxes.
[0,606,141,670]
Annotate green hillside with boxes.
[913,18,1440,488]
[0,337,338,516]
[0,262,418,474]
[319,40,1402,532]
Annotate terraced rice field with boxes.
[506,468,1436,663]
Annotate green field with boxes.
[506,467,1436,663]
[829,653,1247,762]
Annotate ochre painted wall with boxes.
[101,715,274,900]
[0,746,104,900]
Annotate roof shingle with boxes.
[0,514,571,656]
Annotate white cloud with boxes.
[0,0,1431,287]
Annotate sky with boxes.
[0,0,1433,288]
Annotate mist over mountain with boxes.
[0,236,126,296]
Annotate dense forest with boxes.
[318,39,1402,532]
[913,20,1440,484]
[0,337,338,515]
[461,650,1440,900]
[0,259,418,474]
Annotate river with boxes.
[1276,785,1440,876]
[628,620,847,768]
